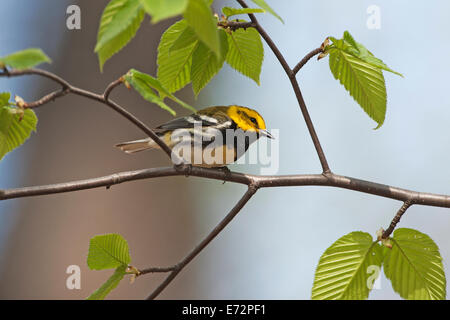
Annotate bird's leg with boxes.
[175,163,192,177]
[217,166,232,184]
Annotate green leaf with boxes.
[312,232,383,300]
[157,20,198,93]
[87,265,127,300]
[95,0,145,71]
[125,69,196,113]
[222,7,264,18]
[0,94,38,161]
[191,29,228,96]
[139,0,188,23]
[328,38,387,129]
[225,23,263,85]
[250,0,283,23]
[342,31,403,77]
[0,48,51,69]
[183,0,220,58]
[169,24,198,53]
[0,92,10,107]
[125,71,176,115]
[87,234,131,270]
[384,228,446,300]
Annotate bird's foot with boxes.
[217,166,232,184]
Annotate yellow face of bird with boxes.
[227,105,267,133]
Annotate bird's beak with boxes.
[259,129,274,139]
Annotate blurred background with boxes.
[0,0,449,299]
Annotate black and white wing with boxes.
[154,107,231,132]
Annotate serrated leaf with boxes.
[225,23,263,85]
[342,31,358,49]
[139,0,188,23]
[328,38,387,128]
[342,31,403,77]
[169,25,198,53]
[86,265,127,300]
[95,0,145,71]
[183,0,220,58]
[125,69,196,113]
[87,234,131,270]
[222,7,264,18]
[0,48,51,69]
[312,232,383,300]
[191,29,228,96]
[0,95,38,161]
[124,70,176,115]
[157,20,198,93]
[250,0,283,23]
[384,228,446,300]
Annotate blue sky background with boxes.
[190,0,450,299]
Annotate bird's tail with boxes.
[114,137,159,154]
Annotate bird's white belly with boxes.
[176,143,236,167]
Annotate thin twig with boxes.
[139,266,176,275]
[217,20,256,31]
[236,0,331,173]
[22,88,70,108]
[293,47,323,75]
[103,77,123,101]
[0,68,175,161]
[146,185,258,299]
[1,68,71,88]
[382,200,414,239]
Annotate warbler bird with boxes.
[115,105,273,167]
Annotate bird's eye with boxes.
[250,117,258,126]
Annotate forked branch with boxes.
[0,68,175,160]
[0,0,448,300]
[236,0,330,173]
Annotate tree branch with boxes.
[146,185,258,299]
[0,68,176,161]
[1,68,71,88]
[292,47,324,75]
[217,20,256,31]
[22,87,70,108]
[0,4,447,300]
[2,167,450,208]
[139,266,176,275]
[382,200,414,239]
[103,77,123,101]
[236,0,331,173]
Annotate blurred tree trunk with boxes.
[0,0,196,299]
